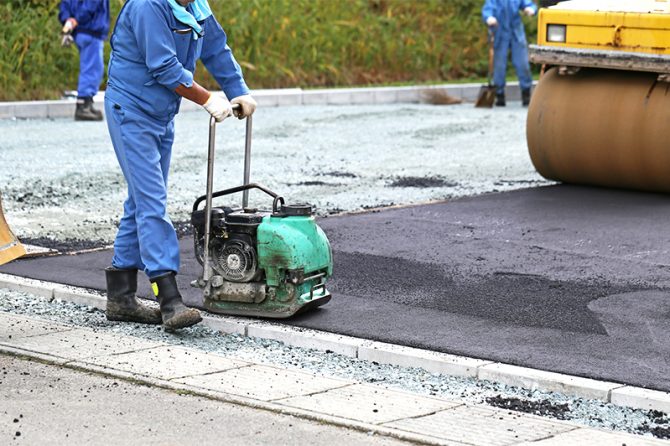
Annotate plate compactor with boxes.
[191,109,332,318]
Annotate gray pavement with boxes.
[2,184,670,391]
[1,311,665,446]
[0,355,409,446]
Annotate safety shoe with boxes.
[522,89,532,107]
[151,272,202,331]
[105,267,162,324]
[75,97,103,121]
[495,93,506,107]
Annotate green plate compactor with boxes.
[191,109,332,318]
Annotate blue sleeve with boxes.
[199,15,250,100]
[482,0,496,22]
[130,1,193,90]
[58,0,72,24]
[60,0,97,27]
[520,0,537,13]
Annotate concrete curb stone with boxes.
[0,82,530,120]
[611,386,670,413]
[478,362,624,401]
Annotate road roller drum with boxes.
[527,0,670,193]
[527,67,670,192]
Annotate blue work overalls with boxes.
[481,0,537,95]
[59,0,110,98]
[105,0,249,278]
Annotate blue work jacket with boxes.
[106,0,249,122]
[482,0,537,44]
[59,0,110,39]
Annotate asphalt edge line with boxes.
[0,344,450,446]
[1,272,669,415]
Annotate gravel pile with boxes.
[0,104,548,244]
[1,288,667,440]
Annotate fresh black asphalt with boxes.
[3,185,670,391]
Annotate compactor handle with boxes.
[203,104,253,283]
[207,104,253,207]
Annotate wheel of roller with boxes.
[527,67,670,193]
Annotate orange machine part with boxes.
[0,192,25,265]
[527,67,670,193]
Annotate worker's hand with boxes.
[61,18,77,47]
[203,93,233,122]
[486,16,498,27]
[62,18,77,34]
[230,95,257,119]
[524,7,535,17]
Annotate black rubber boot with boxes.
[151,272,202,331]
[495,93,506,107]
[75,97,103,121]
[105,267,162,324]
[522,88,532,107]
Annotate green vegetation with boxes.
[0,0,537,101]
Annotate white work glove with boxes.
[62,18,77,34]
[524,6,535,16]
[203,93,233,122]
[61,18,77,47]
[486,16,498,27]
[230,94,257,119]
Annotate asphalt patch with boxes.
[387,176,458,188]
[485,395,570,420]
[329,251,612,334]
[19,237,107,253]
[319,171,358,178]
[288,180,340,187]
[651,426,670,440]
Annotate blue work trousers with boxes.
[105,99,180,278]
[75,32,104,98]
[493,36,533,95]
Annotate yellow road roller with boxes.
[0,192,24,265]
[527,0,670,192]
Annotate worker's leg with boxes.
[104,99,163,325]
[511,37,534,97]
[105,102,180,279]
[74,33,104,98]
[74,33,104,120]
[493,37,511,97]
[106,101,143,271]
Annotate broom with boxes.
[475,28,496,108]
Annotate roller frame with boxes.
[529,44,670,76]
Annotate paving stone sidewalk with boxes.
[0,311,666,446]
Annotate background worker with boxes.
[481,0,537,106]
[59,0,110,121]
[104,0,257,330]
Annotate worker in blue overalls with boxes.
[481,0,537,106]
[59,0,110,121]
[104,0,257,330]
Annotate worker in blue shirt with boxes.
[481,0,537,106]
[59,0,110,121]
[104,0,257,331]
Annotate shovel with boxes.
[475,28,496,108]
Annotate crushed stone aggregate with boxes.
[0,287,668,440]
[0,104,549,244]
